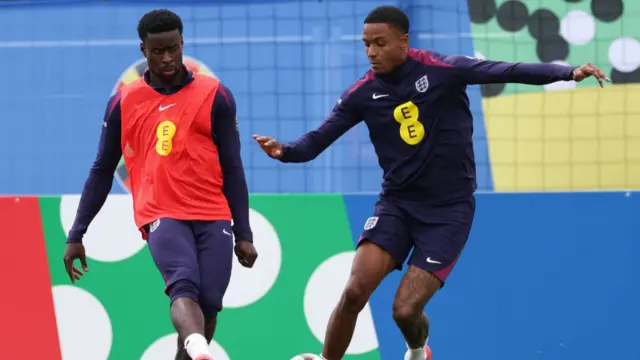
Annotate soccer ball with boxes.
[290,354,323,360]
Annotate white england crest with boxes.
[149,219,161,232]
[363,216,379,230]
[415,74,429,93]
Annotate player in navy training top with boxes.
[254,6,609,360]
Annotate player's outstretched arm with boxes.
[253,92,362,163]
[212,85,257,268]
[433,52,610,87]
[63,94,123,283]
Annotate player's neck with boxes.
[379,55,410,78]
[397,49,410,67]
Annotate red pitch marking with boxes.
[0,197,61,359]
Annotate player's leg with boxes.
[146,218,211,360]
[204,317,217,343]
[394,196,476,360]
[174,220,233,360]
[322,242,396,360]
[322,200,412,360]
[193,220,234,341]
[175,316,217,358]
[393,266,440,360]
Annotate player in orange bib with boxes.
[62,9,256,360]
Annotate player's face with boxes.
[363,23,408,74]
[140,29,184,83]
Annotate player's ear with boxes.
[139,42,146,57]
[400,33,409,48]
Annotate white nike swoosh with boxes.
[372,94,389,99]
[158,104,176,111]
[222,229,232,236]
[426,257,441,264]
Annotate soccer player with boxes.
[254,5,608,360]
[62,9,257,360]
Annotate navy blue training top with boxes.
[279,48,576,203]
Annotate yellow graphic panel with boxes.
[485,84,640,191]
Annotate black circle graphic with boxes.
[536,35,570,62]
[528,9,560,40]
[611,68,640,84]
[591,0,624,23]
[496,1,529,32]
[467,0,497,24]
[481,83,506,97]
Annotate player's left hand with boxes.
[572,63,611,87]
[234,241,258,268]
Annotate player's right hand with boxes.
[252,134,283,159]
[63,242,89,284]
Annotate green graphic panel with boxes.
[41,195,381,360]
[216,194,377,359]
[40,197,170,359]
[469,0,637,97]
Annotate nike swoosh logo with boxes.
[158,104,176,111]
[222,229,232,236]
[372,94,389,99]
[426,257,442,264]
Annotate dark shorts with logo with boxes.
[146,218,234,314]
[357,196,475,284]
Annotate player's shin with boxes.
[174,336,189,360]
[174,317,216,360]
[322,286,369,360]
[393,266,441,360]
[394,309,430,349]
[170,297,212,359]
[322,242,396,360]
[395,310,431,360]
[204,316,217,342]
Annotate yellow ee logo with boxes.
[393,101,424,145]
[155,120,176,156]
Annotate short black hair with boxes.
[364,5,410,34]
[137,9,183,41]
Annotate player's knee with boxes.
[199,289,223,318]
[339,282,370,314]
[392,300,420,324]
[168,279,200,305]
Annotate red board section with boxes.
[0,197,61,359]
